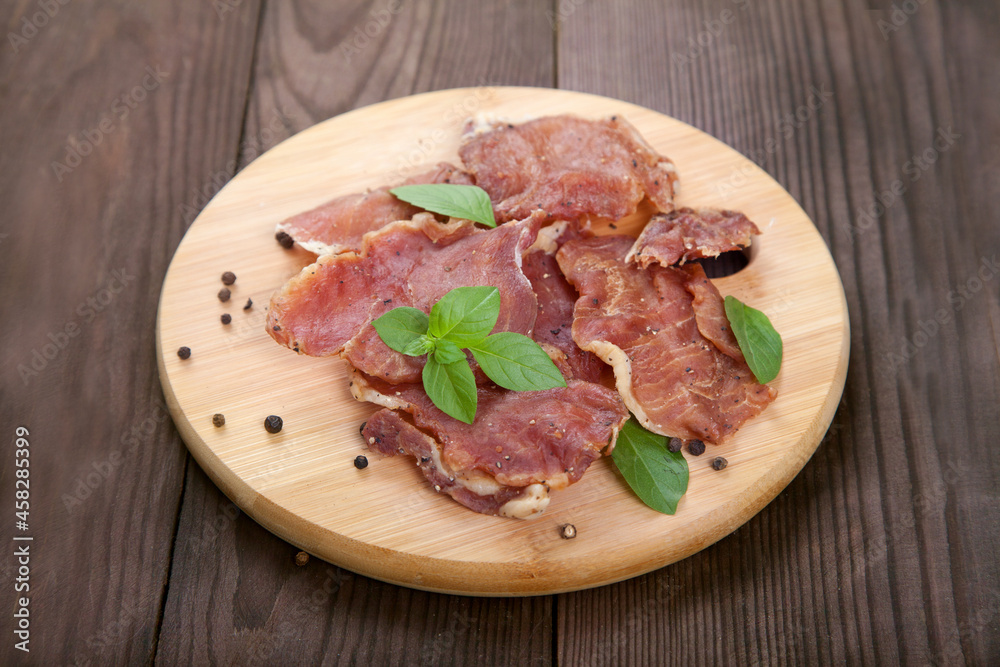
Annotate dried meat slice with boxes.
[267,211,543,383]
[354,370,628,518]
[275,162,474,255]
[626,208,760,268]
[459,115,679,224]
[522,247,605,384]
[556,235,775,444]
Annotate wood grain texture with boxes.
[156,1,557,664]
[154,86,848,595]
[0,0,262,664]
[558,0,1000,664]
[1,0,996,664]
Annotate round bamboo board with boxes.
[156,87,849,596]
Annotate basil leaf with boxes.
[402,334,435,357]
[422,356,478,424]
[724,296,783,384]
[372,307,429,355]
[468,332,566,391]
[390,184,497,228]
[428,286,500,346]
[611,418,689,515]
[433,339,466,365]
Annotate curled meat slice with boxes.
[626,207,760,268]
[522,247,605,384]
[276,162,474,255]
[267,211,543,383]
[556,235,775,444]
[354,370,628,518]
[459,115,678,224]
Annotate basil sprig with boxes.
[390,184,497,228]
[724,295,783,384]
[372,286,566,423]
[611,418,689,515]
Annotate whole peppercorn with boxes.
[687,439,706,456]
[221,313,232,325]
[264,415,283,433]
[218,287,231,302]
[667,437,683,453]
[354,455,369,469]
[712,456,728,471]
[560,524,577,539]
[177,346,191,360]
[221,271,237,285]
[275,230,295,249]
[212,413,226,427]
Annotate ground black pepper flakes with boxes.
[177,346,191,360]
[243,298,253,310]
[354,455,369,469]
[359,421,367,436]
[668,437,683,453]
[221,271,236,285]
[275,230,294,249]
[221,313,232,325]
[212,413,226,427]
[712,456,728,470]
[264,415,283,433]
[560,524,577,539]
[687,439,706,456]
[294,551,309,567]
[218,287,231,302]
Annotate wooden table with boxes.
[1,1,997,664]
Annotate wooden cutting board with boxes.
[156,87,849,596]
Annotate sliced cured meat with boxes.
[522,249,605,383]
[275,162,474,255]
[459,115,679,224]
[354,369,628,517]
[626,207,760,268]
[363,409,539,517]
[556,235,776,444]
[267,211,543,383]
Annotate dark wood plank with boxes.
[0,0,262,664]
[155,1,555,664]
[557,0,1000,664]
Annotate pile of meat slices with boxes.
[266,114,776,519]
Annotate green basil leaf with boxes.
[467,332,566,391]
[372,307,429,355]
[428,286,500,345]
[390,184,496,228]
[422,356,478,424]
[402,334,435,357]
[433,339,466,365]
[611,418,689,515]
[724,295,783,384]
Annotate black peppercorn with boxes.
[359,421,367,436]
[687,439,706,456]
[275,231,294,249]
[218,287,231,302]
[264,415,283,433]
[221,313,232,325]
[177,346,191,360]
[212,413,226,427]
[243,298,253,311]
[668,437,683,453]
[354,455,368,469]
[712,456,728,470]
[221,271,236,285]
